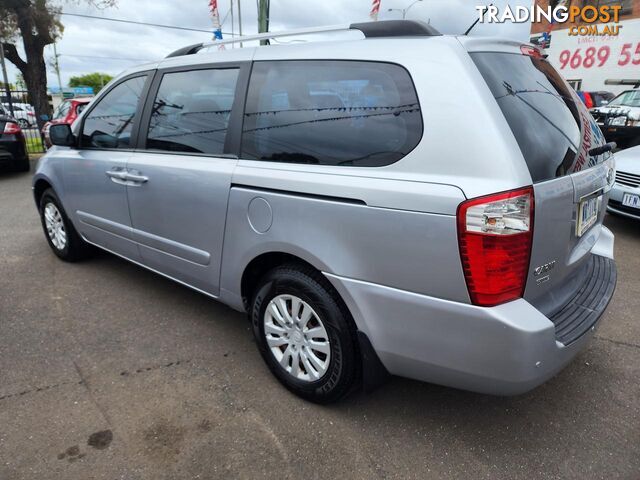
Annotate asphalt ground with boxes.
[1,159,639,480]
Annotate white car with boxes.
[608,146,640,220]
[2,103,36,128]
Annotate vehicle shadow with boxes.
[605,212,639,236]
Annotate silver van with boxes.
[34,21,617,403]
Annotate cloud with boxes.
[3,0,533,88]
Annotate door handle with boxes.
[106,169,129,185]
[124,173,148,184]
[106,170,128,180]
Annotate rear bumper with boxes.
[0,139,27,166]
[325,238,616,396]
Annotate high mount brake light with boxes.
[520,45,543,59]
[457,187,535,307]
[3,122,22,135]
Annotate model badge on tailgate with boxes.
[534,260,557,277]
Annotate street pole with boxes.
[258,0,270,45]
[388,0,422,20]
[230,0,235,48]
[52,42,64,101]
[0,43,15,116]
[238,0,243,47]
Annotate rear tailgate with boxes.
[469,44,615,319]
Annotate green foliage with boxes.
[68,72,113,93]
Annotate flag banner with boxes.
[209,0,223,40]
[370,0,381,21]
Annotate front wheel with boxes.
[250,264,359,404]
[17,119,30,129]
[39,189,94,262]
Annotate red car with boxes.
[42,98,93,148]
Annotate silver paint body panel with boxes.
[32,34,617,395]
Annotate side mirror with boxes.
[49,124,76,147]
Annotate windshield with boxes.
[608,90,640,107]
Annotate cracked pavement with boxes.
[1,161,639,479]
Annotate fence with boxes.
[2,89,47,155]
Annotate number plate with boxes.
[622,193,640,210]
[576,196,601,237]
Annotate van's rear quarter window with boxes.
[241,60,423,167]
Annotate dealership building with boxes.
[530,0,640,95]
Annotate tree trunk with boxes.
[1,0,54,132]
[21,45,50,132]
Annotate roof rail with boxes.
[605,79,640,89]
[165,20,440,58]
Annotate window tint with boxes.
[81,76,147,149]
[146,69,239,154]
[472,52,608,182]
[242,61,423,167]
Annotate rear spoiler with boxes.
[605,79,640,88]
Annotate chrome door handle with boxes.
[106,170,128,180]
[124,173,148,183]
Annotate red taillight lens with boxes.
[3,121,22,135]
[457,187,534,307]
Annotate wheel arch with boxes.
[240,251,324,311]
[33,177,54,210]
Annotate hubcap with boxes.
[44,203,67,250]
[264,294,331,382]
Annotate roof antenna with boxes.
[465,3,493,35]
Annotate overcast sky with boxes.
[4,0,532,88]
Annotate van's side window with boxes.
[81,75,147,149]
[145,68,239,155]
[241,61,423,167]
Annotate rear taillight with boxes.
[457,187,534,307]
[3,121,22,135]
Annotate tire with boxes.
[17,119,29,129]
[250,264,359,404]
[39,188,93,262]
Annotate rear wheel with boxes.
[17,119,29,129]
[250,264,359,403]
[39,188,93,262]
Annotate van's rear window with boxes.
[471,52,607,182]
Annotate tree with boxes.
[69,72,113,93]
[0,0,115,129]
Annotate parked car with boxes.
[577,91,614,109]
[590,88,640,149]
[608,145,640,220]
[42,98,92,148]
[2,102,37,128]
[0,103,29,172]
[34,20,617,403]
